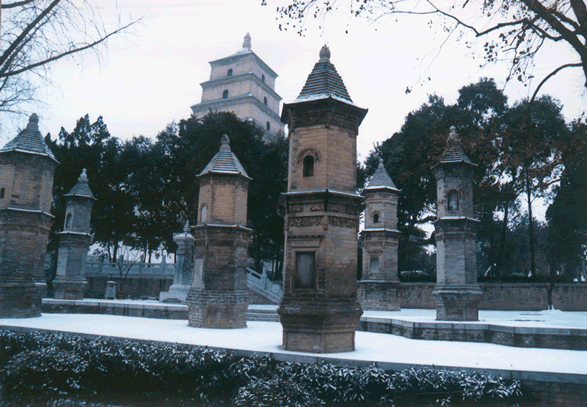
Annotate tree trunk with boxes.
[496,200,510,280]
[112,243,119,265]
[526,171,537,279]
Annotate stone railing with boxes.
[247,267,282,304]
[85,255,175,277]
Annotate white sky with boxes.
[2,0,586,163]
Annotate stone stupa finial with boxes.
[319,45,330,62]
[378,158,384,167]
[243,33,251,50]
[183,220,190,233]
[220,134,231,152]
[78,168,88,183]
[26,113,39,131]
[448,125,460,143]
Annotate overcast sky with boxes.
[2,0,586,163]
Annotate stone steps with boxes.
[246,308,279,322]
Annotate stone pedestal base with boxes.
[160,284,191,303]
[433,284,483,321]
[358,280,401,311]
[53,279,88,300]
[0,282,42,318]
[278,300,363,353]
[187,289,248,328]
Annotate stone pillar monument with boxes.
[186,135,252,328]
[358,159,402,311]
[159,221,194,303]
[278,46,367,353]
[432,126,482,321]
[0,114,59,317]
[54,169,96,300]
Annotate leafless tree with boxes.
[268,0,587,100]
[0,0,139,120]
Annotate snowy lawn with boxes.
[1,313,586,376]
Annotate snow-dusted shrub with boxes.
[1,346,89,397]
[0,329,523,406]
[233,377,322,407]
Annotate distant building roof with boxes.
[435,126,475,167]
[0,113,58,163]
[64,169,95,199]
[295,45,353,104]
[198,135,251,179]
[365,159,399,191]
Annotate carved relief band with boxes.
[328,216,358,229]
[289,216,324,227]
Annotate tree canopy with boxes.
[48,112,289,269]
[363,78,580,279]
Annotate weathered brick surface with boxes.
[0,149,56,317]
[279,92,367,353]
[358,281,400,311]
[433,147,481,321]
[198,176,249,226]
[187,225,251,328]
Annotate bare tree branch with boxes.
[1,20,136,77]
[1,0,36,8]
[530,62,583,102]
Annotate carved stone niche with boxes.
[289,237,322,291]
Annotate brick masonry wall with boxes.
[399,283,587,310]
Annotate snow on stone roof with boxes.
[295,45,353,104]
[437,126,474,166]
[365,158,399,191]
[198,135,251,179]
[64,169,95,199]
[0,113,58,162]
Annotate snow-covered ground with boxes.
[1,312,586,376]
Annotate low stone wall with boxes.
[398,283,587,311]
[85,275,173,299]
[81,276,587,311]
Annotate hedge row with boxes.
[0,329,523,406]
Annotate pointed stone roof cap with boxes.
[0,113,58,163]
[364,159,400,192]
[198,135,251,180]
[294,45,354,104]
[434,126,476,167]
[64,169,96,199]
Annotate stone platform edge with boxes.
[0,324,585,387]
[358,316,587,351]
[41,299,587,350]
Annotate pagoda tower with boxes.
[432,126,482,321]
[278,46,368,353]
[53,169,96,300]
[0,113,58,317]
[191,34,283,140]
[187,135,252,328]
[358,158,402,311]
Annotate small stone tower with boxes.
[358,159,402,311]
[159,221,194,303]
[187,135,252,328]
[278,46,368,353]
[432,126,482,321]
[53,169,96,300]
[0,113,59,317]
